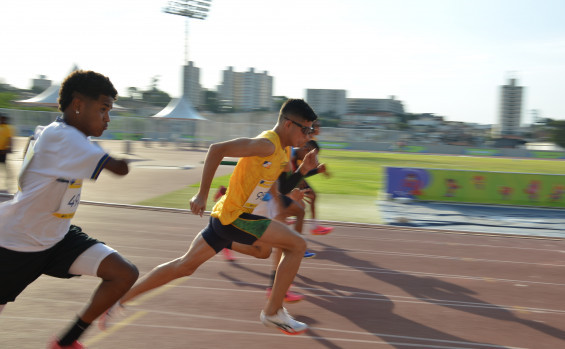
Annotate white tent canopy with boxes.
[17,84,61,107]
[151,97,206,120]
[16,84,126,111]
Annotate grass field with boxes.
[136,150,565,224]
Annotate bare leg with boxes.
[257,220,306,315]
[310,193,317,222]
[267,199,306,288]
[231,240,272,259]
[286,202,305,234]
[270,248,283,272]
[121,233,216,305]
[78,253,138,323]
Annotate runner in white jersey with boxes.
[0,70,139,349]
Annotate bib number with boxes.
[53,179,83,219]
[243,179,274,211]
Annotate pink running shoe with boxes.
[48,338,85,349]
[311,226,334,235]
[266,288,305,303]
[213,186,227,202]
[222,248,236,261]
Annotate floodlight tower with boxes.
[163,0,212,63]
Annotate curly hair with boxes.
[58,70,117,112]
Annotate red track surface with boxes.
[1,141,564,348]
[1,204,564,349]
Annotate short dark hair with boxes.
[278,99,317,123]
[305,139,319,151]
[58,70,118,112]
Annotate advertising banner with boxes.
[386,167,565,208]
[464,148,501,156]
[529,151,565,159]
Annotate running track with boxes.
[1,203,564,349]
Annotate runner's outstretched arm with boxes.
[190,137,275,216]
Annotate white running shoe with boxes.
[98,302,125,331]
[260,307,308,335]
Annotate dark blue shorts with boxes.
[0,225,101,304]
[201,213,272,253]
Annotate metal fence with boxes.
[1,108,402,148]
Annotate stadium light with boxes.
[163,0,212,20]
[163,0,213,62]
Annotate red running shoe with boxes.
[48,338,85,349]
[222,248,236,261]
[311,226,333,235]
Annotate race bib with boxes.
[52,179,83,219]
[243,179,274,210]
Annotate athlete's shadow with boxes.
[218,260,493,348]
[309,239,565,342]
[296,274,498,349]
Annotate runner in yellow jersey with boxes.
[0,114,14,192]
[100,99,319,335]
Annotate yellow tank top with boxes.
[211,130,289,225]
[0,124,13,150]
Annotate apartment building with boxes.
[183,61,202,108]
[305,89,347,117]
[218,67,273,111]
[497,78,524,136]
[347,96,405,114]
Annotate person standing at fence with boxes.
[0,70,139,349]
[99,98,319,335]
[0,114,14,192]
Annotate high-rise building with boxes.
[498,78,524,136]
[31,75,51,92]
[183,61,202,108]
[342,96,405,128]
[218,67,273,111]
[347,96,405,114]
[305,89,347,117]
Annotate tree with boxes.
[142,89,170,107]
[141,76,171,107]
[203,90,219,112]
[548,119,565,148]
[272,96,288,112]
[127,87,141,99]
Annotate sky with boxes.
[1,0,564,125]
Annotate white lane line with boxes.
[106,250,565,288]
[81,248,565,288]
[316,234,565,253]
[22,278,565,316]
[311,247,565,268]
[0,314,525,349]
[106,241,565,268]
[77,201,565,242]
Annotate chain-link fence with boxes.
[1,108,402,150]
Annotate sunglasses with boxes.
[284,117,315,135]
